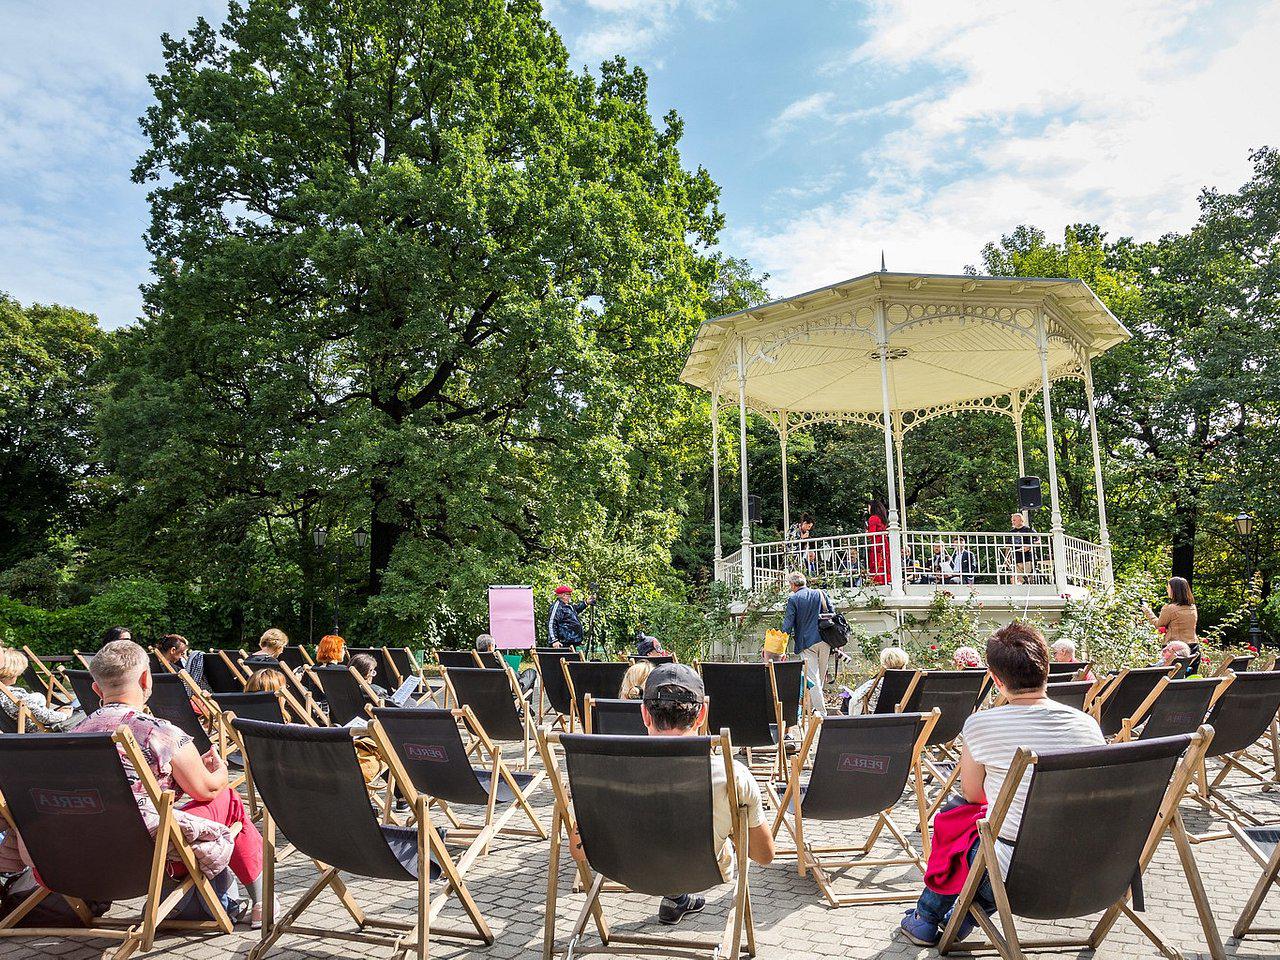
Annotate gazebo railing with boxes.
[1064,534,1108,592]
[718,529,1108,595]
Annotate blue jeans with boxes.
[915,837,997,927]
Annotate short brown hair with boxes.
[350,653,377,681]
[985,621,1049,692]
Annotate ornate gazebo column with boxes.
[1010,391,1026,482]
[710,391,722,579]
[892,412,907,527]
[735,337,752,591]
[875,301,905,597]
[1082,353,1114,587]
[1036,310,1069,593]
[779,411,791,536]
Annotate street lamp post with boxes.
[1234,512,1264,651]
[311,527,328,643]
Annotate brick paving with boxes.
[2,749,1277,960]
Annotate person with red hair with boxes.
[315,634,347,665]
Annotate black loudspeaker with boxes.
[1018,476,1043,511]
[747,494,761,524]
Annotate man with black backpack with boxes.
[781,570,830,716]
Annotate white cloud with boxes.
[556,0,734,64]
[733,0,1280,293]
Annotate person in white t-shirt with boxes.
[900,621,1104,947]
[567,663,774,925]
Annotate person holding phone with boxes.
[1142,577,1198,645]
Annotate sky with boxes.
[2,0,1278,329]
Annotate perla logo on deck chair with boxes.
[403,742,449,763]
[29,787,105,815]
[837,752,890,774]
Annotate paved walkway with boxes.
[3,755,1277,959]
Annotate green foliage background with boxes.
[2,1,1278,656]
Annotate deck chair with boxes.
[232,718,492,960]
[148,673,212,753]
[628,653,676,665]
[1044,679,1097,712]
[0,688,30,733]
[201,649,248,693]
[1187,670,1280,839]
[383,646,440,704]
[897,671,990,815]
[867,668,920,713]
[19,646,74,705]
[584,697,647,735]
[1217,654,1255,676]
[444,665,537,768]
[1172,654,1200,679]
[770,711,939,906]
[1046,660,1090,683]
[700,661,786,780]
[437,649,483,670]
[311,664,382,725]
[771,658,805,736]
[1089,666,1176,738]
[1116,676,1230,742]
[1231,824,1280,940]
[208,691,291,818]
[370,707,546,864]
[537,728,755,960]
[0,729,235,958]
[346,647,396,690]
[937,729,1223,960]
[62,668,101,713]
[533,647,582,727]
[562,660,630,733]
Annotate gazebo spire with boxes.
[880,250,887,272]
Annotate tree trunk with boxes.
[369,474,401,596]
[1170,495,1198,584]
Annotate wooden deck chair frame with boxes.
[561,660,631,735]
[695,660,789,783]
[19,645,74,705]
[0,685,31,734]
[379,645,441,707]
[0,728,236,959]
[229,657,328,726]
[536,726,755,960]
[891,671,987,817]
[769,709,939,907]
[241,735,492,960]
[859,668,921,714]
[1230,822,1280,939]
[531,647,582,729]
[1088,666,1177,738]
[369,707,546,871]
[937,726,1223,960]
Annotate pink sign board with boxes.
[488,585,535,650]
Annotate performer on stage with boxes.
[547,584,595,648]
[866,499,889,585]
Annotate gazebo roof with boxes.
[681,271,1129,416]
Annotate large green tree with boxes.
[105,0,722,640]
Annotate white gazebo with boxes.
[681,271,1129,609]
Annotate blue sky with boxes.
[2,0,1277,329]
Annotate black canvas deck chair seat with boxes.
[562,660,630,734]
[699,661,787,781]
[63,668,101,716]
[1116,676,1230,743]
[233,719,492,960]
[312,664,382,725]
[0,689,30,734]
[148,673,213,753]
[866,668,920,714]
[584,697,647,735]
[1230,824,1280,940]
[533,647,582,727]
[1089,666,1176,739]
[383,646,441,705]
[1046,660,1090,683]
[770,711,938,906]
[444,665,537,768]
[897,671,987,807]
[537,728,755,960]
[628,653,676,665]
[437,649,483,670]
[937,729,1223,960]
[1185,670,1280,840]
[771,658,805,737]
[1216,654,1255,676]
[1044,679,1097,712]
[345,646,396,690]
[370,707,546,870]
[201,648,248,694]
[0,729,235,958]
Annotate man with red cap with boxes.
[548,584,594,648]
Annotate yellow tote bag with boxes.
[763,629,788,656]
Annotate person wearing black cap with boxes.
[566,663,774,925]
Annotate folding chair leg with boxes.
[1235,843,1280,938]
[1169,809,1225,960]
[415,813,428,960]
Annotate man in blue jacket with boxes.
[781,570,828,716]
[548,585,595,647]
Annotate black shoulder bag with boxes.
[818,591,851,649]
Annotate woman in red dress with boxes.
[866,499,889,585]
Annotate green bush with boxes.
[0,579,170,655]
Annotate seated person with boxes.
[0,648,84,731]
[926,543,952,583]
[848,647,909,714]
[478,633,538,697]
[568,664,774,924]
[635,631,667,658]
[950,537,977,585]
[619,660,653,700]
[1050,639,1094,681]
[900,622,1104,947]
[67,641,265,925]
[952,646,982,670]
[314,634,347,666]
[242,628,288,670]
[244,667,288,695]
[350,653,389,700]
[100,625,132,646]
[1154,639,1194,676]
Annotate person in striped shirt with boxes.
[900,621,1104,947]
